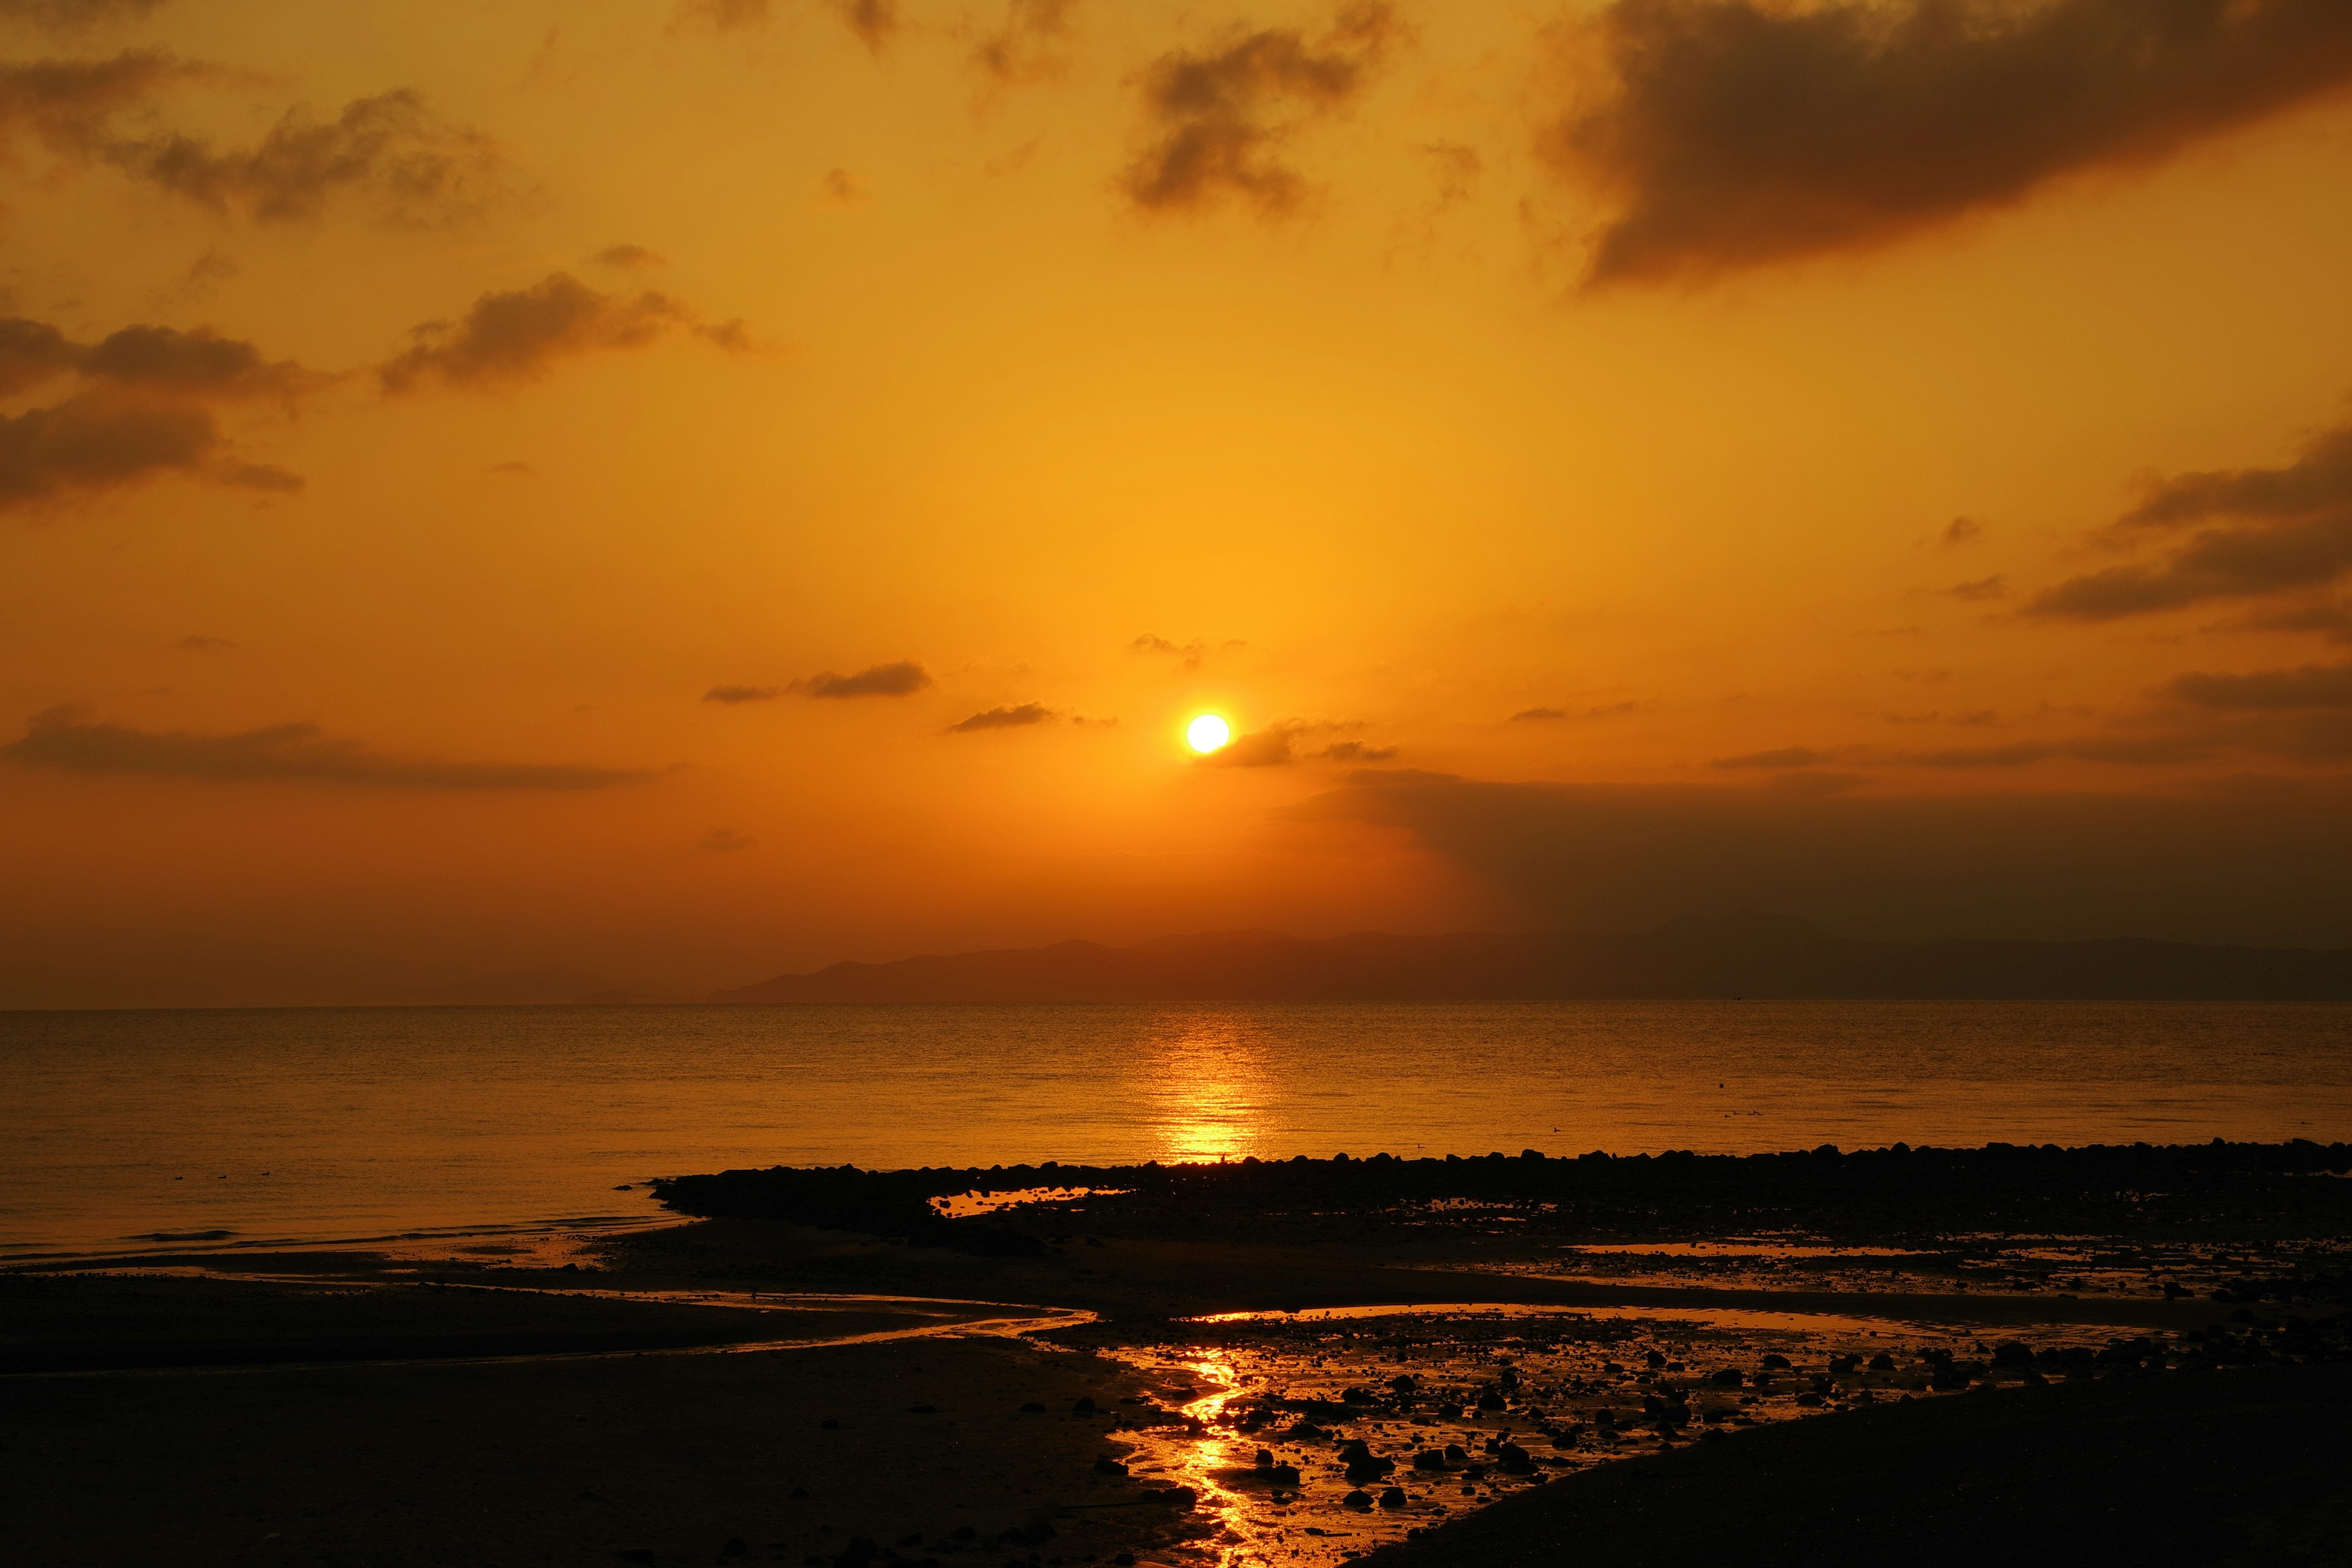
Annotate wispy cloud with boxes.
[703,684,781,704]
[946,701,1053,732]
[0,53,504,225]
[1121,2,1398,217]
[1,707,652,788]
[2029,421,2352,620]
[379,273,747,393]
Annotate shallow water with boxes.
[4,1000,2348,1253]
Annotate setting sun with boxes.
[1186,714,1232,755]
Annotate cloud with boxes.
[2247,601,2352,643]
[1942,574,2008,601]
[0,314,314,512]
[701,826,757,852]
[1512,707,1568,722]
[1319,739,1397,761]
[1547,0,2352,287]
[0,1,168,31]
[946,701,1054,732]
[1,706,650,788]
[1294,769,2352,946]
[378,273,745,393]
[1513,700,1648,722]
[2168,662,2352,710]
[110,88,503,225]
[1121,1,1399,217]
[1940,516,1983,547]
[0,56,503,226]
[974,0,1079,85]
[0,48,194,156]
[1204,723,1298,766]
[589,243,665,271]
[2029,421,2352,620]
[817,167,870,208]
[795,660,932,699]
[178,634,235,651]
[703,684,781,703]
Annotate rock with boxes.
[1644,1351,1667,1369]
[836,1538,878,1568]
[1343,1490,1374,1510]
[1286,1421,1327,1441]
[1594,1409,1616,1429]
[1379,1487,1409,1509]
[1761,1354,1792,1370]
[1443,1444,1468,1463]
[905,1404,937,1414]
[1389,1374,1418,1395]
[1254,1449,1275,1471]
[1020,1402,1047,1413]
[1709,1368,1744,1387]
[1412,1449,1449,1471]
[790,1487,810,1499]
[1149,1487,1199,1510]
[1343,1387,1376,1404]
[1073,1397,1098,1416]
[1991,1342,2035,1367]
[1868,1352,1896,1371]
[1094,1457,1129,1476]
[1498,1443,1536,1474]
[820,1419,840,1430]
[1475,1390,1506,1411]
[1436,1403,1463,1420]
[723,1539,748,1558]
[1270,1463,1302,1487]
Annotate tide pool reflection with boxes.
[1144,1012,1276,1163]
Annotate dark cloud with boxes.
[2029,422,2352,620]
[0,55,502,225]
[589,243,665,271]
[1,391,228,510]
[796,660,932,699]
[0,1,168,31]
[1121,1,1398,216]
[703,684,781,703]
[1942,573,2008,601]
[1713,745,1843,770]
[2169,662,2352,710]
[974,0,1079,85]
[109,88,502,224]
[0,315,312,512]
[701,826,757,852]
[0,317,83,396]
[1295,769,2352,946]
[1204,723,1298,766]
[946,701,1054,733]
[1319,739,1397,761]
[1940,516,1983,546]
[1512,707,1567,722]
[379,273,744,393]
[0,48,192,157]
[1515,700,1648,723]
[1,706,650,788]
[1548,0,2352,287]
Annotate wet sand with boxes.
[7,1144,2351,1566]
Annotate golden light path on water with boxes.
[1147,1014,1275,1163]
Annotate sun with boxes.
[1186,714,1232,754]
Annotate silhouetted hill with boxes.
[712,914,2352,1003]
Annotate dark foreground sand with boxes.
[9,1147,2351,1568]
[1371,1365,2352,1568]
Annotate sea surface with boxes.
[5,1000,2350,1257]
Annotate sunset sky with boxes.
[6,0,2352,1007]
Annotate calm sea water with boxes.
[4,1001,2349,1256]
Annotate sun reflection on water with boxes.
[1146,1013,1274,1163]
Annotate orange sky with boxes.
[6,0,2352,1006]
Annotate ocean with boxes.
[5,1000,2349,1257]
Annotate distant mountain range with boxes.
[711,914,2352,1003]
